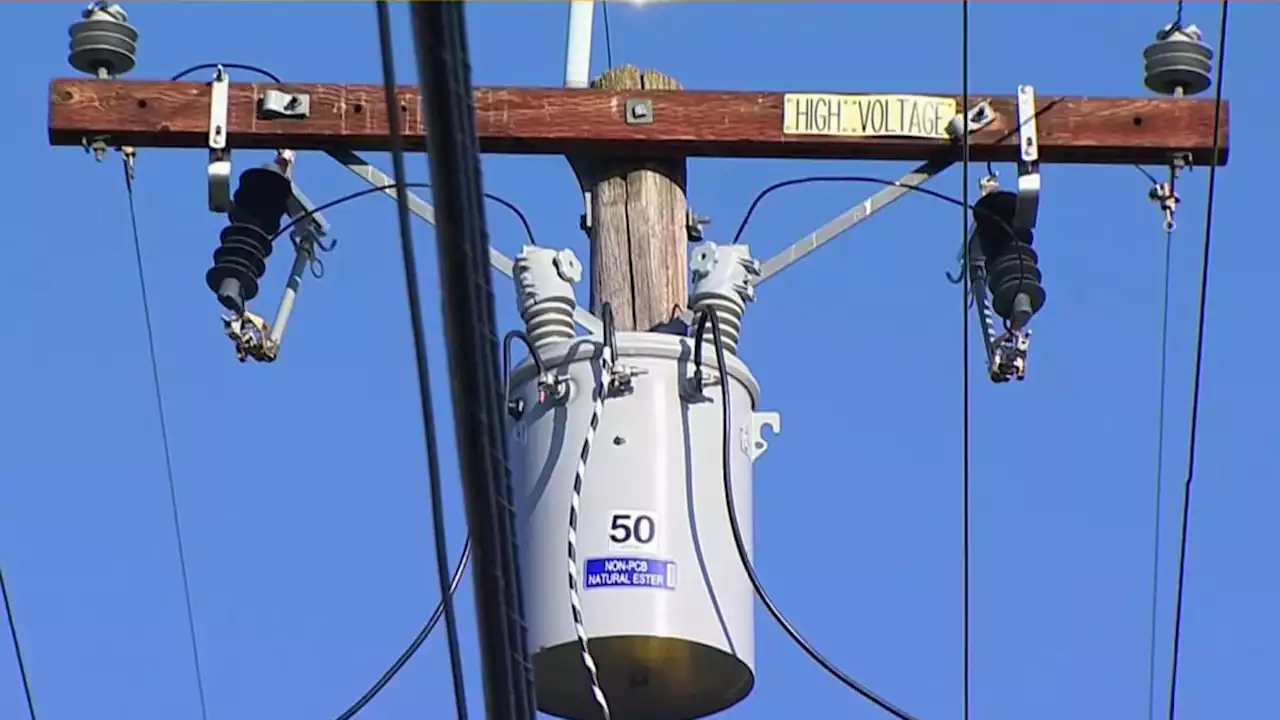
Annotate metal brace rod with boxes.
[756,159,953,285]
[326,148,604,337]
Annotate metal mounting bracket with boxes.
[757,159,953,285]
[945,101,997,139]
[207,66,231,213]
[1013,84,1041,232]
[259,89,311,120]
[743,411,781,462]
[324,148,605,336]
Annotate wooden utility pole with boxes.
[568,65,688,332]
[47,78,1229,328]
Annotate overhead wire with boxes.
[730,176,1022,249]
[120,153,210,720]
[959,3,973,720]
[693,311,922,720]
[0,560,35,720]
[331,540,473,720]
[1165,2,1229,718]
[374,1,469,717]
[1144,168,1178,720]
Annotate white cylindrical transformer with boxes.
[507,331,780,720]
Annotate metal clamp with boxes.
[1013,84,1040,232]
[207,66,231,213]
[259,89,311,120]
[945,101,997,139]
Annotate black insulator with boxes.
[973,190,1046,327]
[205,166,293,313]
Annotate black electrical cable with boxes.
[730,176,1021,249]
[409,2,539,718]
[959,4,973,720]
[1166,3,1228,719]
[692,310,922,720]
[502,330,548,419]
[121,159,210,720]
[1144,172,1177,720]
[374,2,469,716]
[169,63,283,82]
[331,539,473,720]
[0,561,35,720]
[270,183,537,248]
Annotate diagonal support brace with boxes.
[326,148,604,337]
[756,159,953,285]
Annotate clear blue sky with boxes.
[4,2,1276,719]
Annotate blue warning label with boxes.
[583,556,677,591]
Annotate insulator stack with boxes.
[512,246,583,352]
[68,2,138,78]
[205,166,293,314]
[1144,24,1214,97]
[689,242,760,355]
[973,190,1045,329]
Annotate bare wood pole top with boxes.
[570,65,690,332]
[48,79,1229,165]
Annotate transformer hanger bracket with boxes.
[1012,84,1040,232]
[207,65,231,213]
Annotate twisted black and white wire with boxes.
[567,307,617,720]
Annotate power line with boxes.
[959,4,972,720]
[1165,2,1228,718]
[1144,172,1177,720]
[120,153,209,720]
[0,560,36,720]
[373,2,470,717]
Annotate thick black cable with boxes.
[332,539,472,720]
[374,2,470,716]
[1166,3,1228,718]
[1145,174,1177,720]
[409,3,538,719]
[959,4,972,720]
[0,561,35,720]
[169,63,283,82]
[122,161,209,720]
[693,311,921,720]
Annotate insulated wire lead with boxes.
[122,156,210,720]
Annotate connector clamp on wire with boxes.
[223,310,277,362]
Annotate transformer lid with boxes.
[508,331,762,406]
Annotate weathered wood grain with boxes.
[48,79,1229,165]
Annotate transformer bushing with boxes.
[973,190,1045,329]
[205,166,293,314]
[512,246,583,351]
[508,331,780,720]
[688,242,761,354]
[68,2,138,78]
[1144,23,1214,97]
